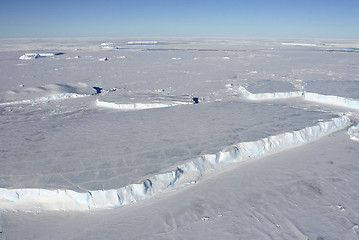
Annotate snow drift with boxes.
[238,86,359,110]
[0,115,350,210]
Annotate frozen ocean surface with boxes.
[1,38,359,239]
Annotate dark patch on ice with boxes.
[144,179,152,192]
[93,86,103,94]
[306,182,323,195]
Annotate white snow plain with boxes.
[1,38,359,239]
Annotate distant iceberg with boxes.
[127,41,158,45]
[19,53,55,60]
[19,53,40,60]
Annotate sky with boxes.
[0,0,358,39]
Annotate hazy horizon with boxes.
[1,0,358,39]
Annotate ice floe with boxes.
[0,115,350,210]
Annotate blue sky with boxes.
[0,0,358,38]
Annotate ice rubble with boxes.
[238,86,359,110]
[0,115,350,210]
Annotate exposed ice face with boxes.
[96,100,182,110]
[236,85,359,110]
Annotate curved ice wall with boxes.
[238,86,359,110]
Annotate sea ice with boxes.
[1,38,359,239]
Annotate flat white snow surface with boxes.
[1,38,359,239]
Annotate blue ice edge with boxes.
[0,114,351,211]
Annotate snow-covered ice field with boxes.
[1,38,359,239]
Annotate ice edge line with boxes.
[0,115,351,211]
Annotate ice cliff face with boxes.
[0,115,351,211]
[238,86,359,110]
[96,99,183,110]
